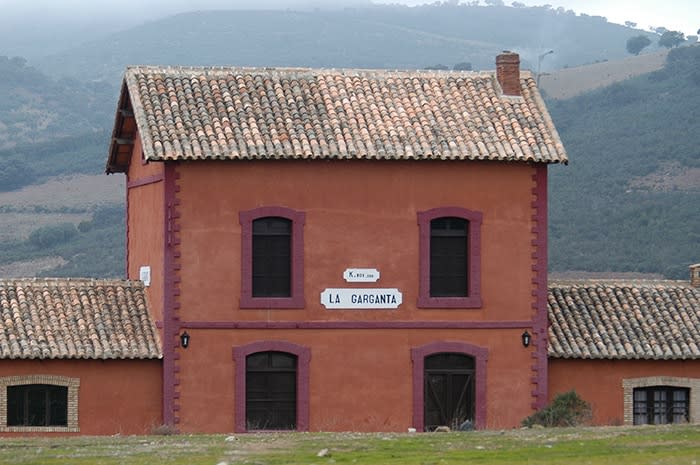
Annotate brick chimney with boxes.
[690,263,700,288]
[496,51,521,96]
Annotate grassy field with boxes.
[1,425,698,465]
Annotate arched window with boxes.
[418,207,482,308]
[246,351,297,430]
[240,207,305,308]
[252,217,292,297]
[429,217,469,297]
[232,341,310,432]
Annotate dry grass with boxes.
[540,49,668,100]
[0,174,123,242]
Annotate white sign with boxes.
[321,288,402,309]
[343,268,380,282]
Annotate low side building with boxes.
[0,279,162,435]
[548,273,700,426]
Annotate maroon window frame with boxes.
[417,207,482,308]
[232,341,311,432]
[240,206,305,308]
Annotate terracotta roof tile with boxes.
[0,278,162,360]
[548,280,700,360]
[113,66,568,166]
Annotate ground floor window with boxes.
[623,376,698,426]
[246,351,297,430]
[0,375,79,432]
[633,386,690,425]
[7,384,68,427]
[232,341,310,432]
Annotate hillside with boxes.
[0,4,697,280]
[0,57,115,149]
[540,49,669,100]
[547,45,700,279]
[37,4,658,82]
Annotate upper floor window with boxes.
[418,207,482,308]
[240,207,305,308]
[633,386,690,425]
[253,217,292,297]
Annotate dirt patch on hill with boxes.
[0,212,89,242]
[0,257,67,279]
[540,50,668,100]
[0,174,123,210]
[0,174,124,242]
[628,161,700,192]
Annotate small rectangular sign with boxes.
[321,288,402,309]
[343,268,380,282]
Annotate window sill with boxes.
[240,296,305,309]
[0,426,79,433]
[417,295,482,309]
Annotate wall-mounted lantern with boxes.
[521,330,531,348]
[180,331,190,349]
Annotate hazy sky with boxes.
[0,0,697,36]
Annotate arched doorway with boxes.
[424,353,475,431]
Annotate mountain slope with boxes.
[0,5,695,280]
[37,5,658,82]
[547,45,700,279]
[0,56,115,149]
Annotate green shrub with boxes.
[522,390,592,427]
[28,223,78,248]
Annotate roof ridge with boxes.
[124,64,508,77]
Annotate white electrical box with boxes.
[139,266,151,286]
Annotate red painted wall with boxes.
[125,133,166,324]
[178,328,535,432]
[163,159,543,431]
[176,160,536,323]
[0,360,162,435]
[549,358,698,425]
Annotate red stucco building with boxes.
[104,52,566,432]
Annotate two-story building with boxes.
[104,52,567,432]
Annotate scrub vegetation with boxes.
[0,425,697,465]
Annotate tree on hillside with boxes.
[453,62,473,71]
[659,30,685,48]
[626,35,652,55]
[624,21,637,28]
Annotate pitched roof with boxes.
[0,278,162,360]
[107,65,568,171]
[548,280,700,360]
